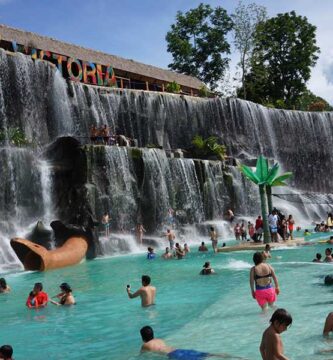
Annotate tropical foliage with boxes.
[165,81,181,94]
[241,11,320,109]
[191,135,226,160]
[0,127,30,147]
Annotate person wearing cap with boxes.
[51,283,75,306]
[200,262,215,275]
[26,282,48,308]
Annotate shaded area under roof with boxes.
[0,23,205,90]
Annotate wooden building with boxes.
[0,24,205,96]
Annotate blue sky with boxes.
[1,0,333,103]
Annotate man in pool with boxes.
[323,311,333,336]
[140,326,243,359]
[0,345,13,360]
[260,308,292,360]
[126,275,156,307]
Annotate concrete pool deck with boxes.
[217,238,308,253]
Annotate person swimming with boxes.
[140,326,242,359]
[200,262,215,275]
[0,278,10,293]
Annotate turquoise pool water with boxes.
[2,243,333,359]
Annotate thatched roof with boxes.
[0,24,204,90]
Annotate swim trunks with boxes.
[270,226,278,233]
[255,285,276,307]
[168,349,209,360]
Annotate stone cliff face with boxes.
[0,49,332,265]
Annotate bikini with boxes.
[254,270,272,290]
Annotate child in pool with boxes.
[260,308,292,360]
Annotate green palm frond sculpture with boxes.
[239,155,292,243]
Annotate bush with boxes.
[191,135,226,161]
[165,81,181,94]
[308,101,326,112]
[0,127,30,146]
[198,85,209,98]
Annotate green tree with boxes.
[232,1,267,100]
[245,11,320,109]
[296,89,333,111]
[166,3,233,90]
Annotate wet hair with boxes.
[140,326,154,342]
[316,253,322,260]
[203,262,210,268]
[325,248,332,255]
[147,247,154,253]
[253,251,264,265]
[175,243,179,247]
[270,308,292,327]
[0,345,13,359]
[0,278,7,289]
[201,242,205,246]
[165,247,169,252]
[34,282,43,291]
[304,229,309,232]
[60,283,72,293]
[330,236,333,240]
[210,226,214,231]
[265,244,271,251]
[142,275,151,285]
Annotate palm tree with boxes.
[239,155,270,243]
[239,156,293,243]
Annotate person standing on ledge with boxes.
[164,229,175,250]
[126,275,156,307]
[101,212,110,237]
[136,223,146,245]
[209,226,218,252]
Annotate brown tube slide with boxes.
[10,237,88,271]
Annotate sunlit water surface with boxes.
[2,242,333,359]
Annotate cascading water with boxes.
[1,49,333,263]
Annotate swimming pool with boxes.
[1,243,333,359]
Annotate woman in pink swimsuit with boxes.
[250,252,280,310]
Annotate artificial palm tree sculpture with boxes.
[239,155,293,243]
[239,155,270,243]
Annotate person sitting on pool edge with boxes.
[51,283,76,306]
[200,262,215,275]
[140,326,242,359]
[126,275,156,307]
[0,345,13,360]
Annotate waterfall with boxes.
[2,49,333,262]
